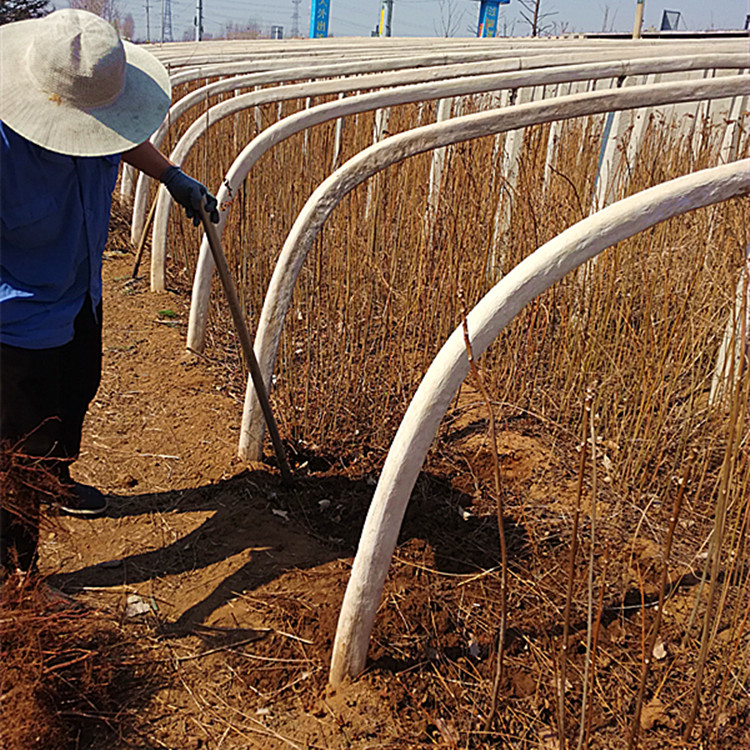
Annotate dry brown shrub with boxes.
[1,447,165,749]
[0,574,166,749]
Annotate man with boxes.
[0,9,220,576]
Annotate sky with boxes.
[94,0,749,43]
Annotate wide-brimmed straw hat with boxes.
[0,9,171,156]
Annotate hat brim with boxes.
[0,18,171,157]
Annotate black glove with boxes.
[161,166,219,226]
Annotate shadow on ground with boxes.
[51,466,531,634]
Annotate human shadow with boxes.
[52,465,532,634]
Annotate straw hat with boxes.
[0,9,171,156]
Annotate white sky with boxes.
[95,0,749,42]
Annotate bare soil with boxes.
[3,201,748,749]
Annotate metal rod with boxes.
[198,203,292,483]
[131,194,159,279]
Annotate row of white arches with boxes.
[124,35,749,684]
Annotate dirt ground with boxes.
[3,201,748,749]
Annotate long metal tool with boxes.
[198,203,292,483]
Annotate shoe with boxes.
[59,482,108,518]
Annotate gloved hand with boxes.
[160,166,219,226]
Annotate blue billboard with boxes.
[310,0,331,38]
[477,0,510,38]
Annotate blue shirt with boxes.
[0,122,121,349]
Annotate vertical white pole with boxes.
[488,86,534,276]
[427,97,453,214]
[365,107,391,219]
[120,164,136,200]
[620,73,658,189]
[718,89,748,165]
[332,93,345,171]
[542,83,564,195]
[632,0,645,39]
[425,97,453,249]
[710,246,750,407]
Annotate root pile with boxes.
[0,575,164,749]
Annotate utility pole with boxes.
[194,0,202,41]
[632,0,645,39]
[144,0,150,41]
[379,0,393,36]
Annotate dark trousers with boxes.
[0,299,102,573]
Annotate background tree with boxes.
[119,10,134,38]
[222,19,262,39]
[517,0,557,36]
[68,0,120,26]
[0,0,51,25]
[434,0,464,37]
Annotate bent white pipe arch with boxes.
[237,74,749,460]
[133,54,510,237]
[145,38,682,73]
[133,49,627,239]
[129,44,540,206]
[148,51,747,289]
[145,37,741,73]
[162,42,661,87]
[150,39,565,72]
[329,157,750,685]
[185,54,747,351]
[151,43,521,75]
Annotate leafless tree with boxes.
[517,0,557,37]
[434,0,464,37]
[69,0,120,24]
[222,19,262,39]
[119,11,134,39]
[599,3,618,32]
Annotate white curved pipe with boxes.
[154,44,530,75]
[162,43,692,93]
[142,51,597,230]
[133,50,555,236]
[135,50,614,242]
[133,49,466,222]
[330,157,750,685]
[152,40,575,72]
[184,55,747,346]
[143,41,643,72]
[150,53,747,289]
[238,74,749,460]
[146,38,745,74]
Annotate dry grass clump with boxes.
[0,575,165,750]
[0,449,165,749]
